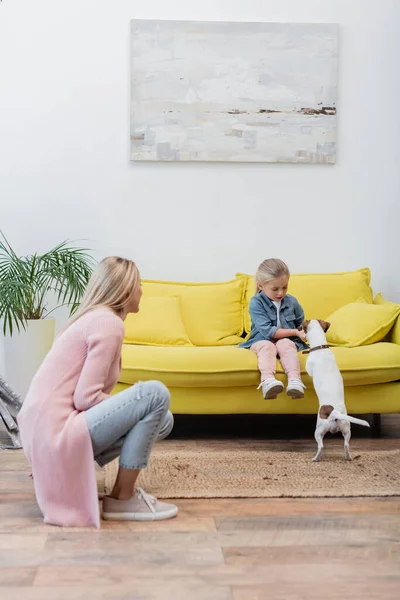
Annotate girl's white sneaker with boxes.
[257,378,284,400]
[286,379,306,399]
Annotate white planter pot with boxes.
[2,319,55,400]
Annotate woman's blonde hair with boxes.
[255,258,290,292]
[63,256,140,330]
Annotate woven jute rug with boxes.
[103,438,400,498]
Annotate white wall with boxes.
[0,0,399,313]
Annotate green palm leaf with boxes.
[0,232,95,336]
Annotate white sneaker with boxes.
[102,488,178,521]
[257,378,284,400]
[286,379,306,399]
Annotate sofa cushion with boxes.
[113,380,400,415]
[326,300,400,347]
[374,293,400,345]
[141,277,245,346]
[120,342,400,388]
[124,296,192,347]
[237,268,373,334]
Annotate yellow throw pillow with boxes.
[236,272,257,334]
[141,277,245,346]
[374,293,400,344]
[326,300,400,347]
[237,268,373,334]
[124,296,192,347]
[374,293,399,308]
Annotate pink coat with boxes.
[17,308,125,527]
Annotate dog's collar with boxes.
[302,344,331,355]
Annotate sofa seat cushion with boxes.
[120,342,400,389]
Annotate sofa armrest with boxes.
[391,315,400,345]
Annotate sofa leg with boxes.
[372,413,382,436]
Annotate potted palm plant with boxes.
[0,232,95,398]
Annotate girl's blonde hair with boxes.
[63,256,140,330]
[255,258,290,292]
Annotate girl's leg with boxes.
[250,341,283,400]
[275,339,305,399]
[84,380,171,500]
[250,340,278,382]
[275,339,301,380]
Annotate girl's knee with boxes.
[276,338,296,350]
[251,340,275,353]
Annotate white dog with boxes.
[301,319,370,462]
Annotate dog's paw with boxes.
[344,447,352,461]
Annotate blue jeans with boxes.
[84,381,173,470]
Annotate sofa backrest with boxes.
[237,268,373,334]
[124,268,376,346]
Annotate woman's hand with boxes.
[297,329,307,342]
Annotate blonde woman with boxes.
[240,259,307,400]
[17,257,177,527]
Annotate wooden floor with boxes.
[1,415,400,599]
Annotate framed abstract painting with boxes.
[130,20,338,163]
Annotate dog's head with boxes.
[318,404,370,434]
[300,319,331,333]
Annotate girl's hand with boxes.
[297,329,307,342]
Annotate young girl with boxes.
[240,258,308,400]
[17,257,178,527]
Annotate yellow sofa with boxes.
[114,268,400,415]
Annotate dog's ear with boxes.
[318,320,331,332]
[300,320,310,332]
[319,404,334,419]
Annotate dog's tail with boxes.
[331,409,370,427]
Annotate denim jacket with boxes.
[239,291,307,351]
